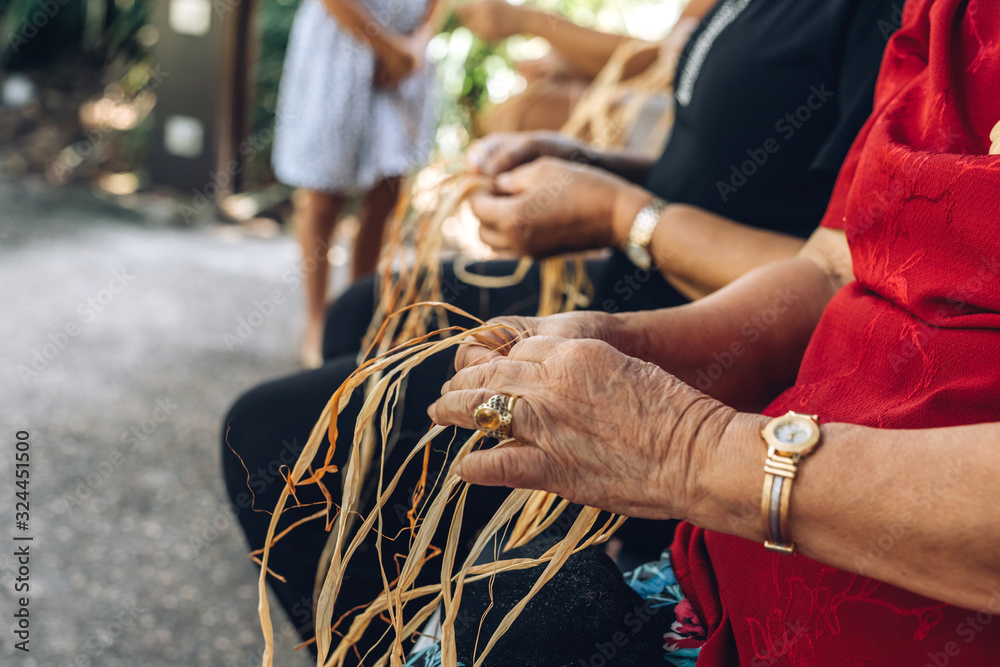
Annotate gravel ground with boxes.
[0,180,320,667]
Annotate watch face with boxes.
[775,421,812,445]
[763,413,820,455]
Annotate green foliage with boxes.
[0,0,152,70]
[244,0,299,185]
[251,0,299,140]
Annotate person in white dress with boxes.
[272,0,444,367]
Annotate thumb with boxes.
[455,446,550,489]
[493,161,538,195]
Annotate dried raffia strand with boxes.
[562,39,678,148]
[255,306,626,667]
[451,256,533,289]
[505,491,560,549]
[332,319,628,666]
[256,306,510,665]
[363,174,493,355]
[508,497,572,550]
[315,325,508,662]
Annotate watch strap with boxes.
[628,198,669,250]
[762,452,797,553]
[760,412,820,554]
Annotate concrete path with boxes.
[1,180,318,666]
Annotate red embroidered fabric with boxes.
[671,0,1000,664]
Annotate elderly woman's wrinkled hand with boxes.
[468,157,643,257]
[429,336,734,520]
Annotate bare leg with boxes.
[353,176,402,280]
[296,188,344,368]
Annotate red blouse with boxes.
[671,0,1000,663]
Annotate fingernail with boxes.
[440,381,450,395]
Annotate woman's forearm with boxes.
[619,258,832,410]
[518,8,631,79]
[611,187,807,299]
[681,0,719,21]
[603,228,848,411]
[687,413,1000,612]
[657,206,805,299]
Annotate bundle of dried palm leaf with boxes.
[254,36,679,667]
[256,306,625,667]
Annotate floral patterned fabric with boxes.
[625,552,706,666]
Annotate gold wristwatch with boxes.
[624,198,669,270]
[760,411,821,554]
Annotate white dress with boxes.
[272,0,439,193]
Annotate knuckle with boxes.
[482,356,507,377]
[571,338,604,352]
[467,390,487,415]
[494,451,522,487]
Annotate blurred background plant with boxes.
[0,0,159,185]
[0,0,673,201]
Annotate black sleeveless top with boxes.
[643,0,903,238]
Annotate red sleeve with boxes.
[820,0,930,231]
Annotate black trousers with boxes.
[220,253,688,658]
